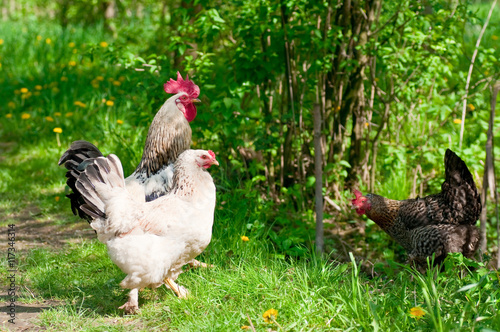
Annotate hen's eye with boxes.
[201,155,208,159]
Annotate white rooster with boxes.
[75,149,218,314]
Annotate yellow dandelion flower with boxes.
[263,308,278,324]
[468,103,475,111]
[106,100,114,106]
[96,76,104,81]
[113,80,121,86]
[241,326,250,330]
[65,112,73,117]
[6,113,12,118]
[453,119,462,124]
[99,41,108,47]
[410,307,426,320]
[74,101,87,108]
[20,87,28,93]
[8,101,15,108]
[68,42,76,48]
[35,85,42,90]
[0,39,4,45]
[45,116,54,122]
[55,196,60,202]
[54,112,61,117]
[116,119,124,125]
[336,106,341,111]
[53,127,63,133]
[72,49,78,54]
[60,76,68,82]
[241,236,249,242]
[365,122,369,127]
[21,113,31,120]
[45,38,51,44]
[36,35,42,41]
[493,35,499,41]
[485,71,489,76]
[68,60,77,67]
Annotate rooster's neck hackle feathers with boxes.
[135,94,192,177]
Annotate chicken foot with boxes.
[119,288,139,314]
[164,278,189,299]
[188,259,214,269]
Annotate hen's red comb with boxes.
[164,72,200,99]
[352,189,363,204]
[208,150,216,159]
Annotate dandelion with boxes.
[241,236,249,242]
[99,41,108,47]
[493,35,499,41]
[409,307,426,320]
[68,60,77,66]
[74,101,87,108]
[241,326,250,330]
[6,113,12,118]
[453,119,462,124]
[113,80,121,86]
[485,70,489,75]
[468,103,475,111]
[45,116,54,122]
[46,38,51,44]
[53,127,62,133]
[72,49,78,54]
[21,113,31,120]
[8,101,15,108]
[117,119,124,125]
[106,100,114,106]
[0,39,3,45]
[61,76,68,82]
[336,105,341,111]
[35,85,42,90]
[68,42,75,48]
[65,112,74,117]
[54,112,61,117]
[55,196,60,202]
[263,308,278,324]
[365,122,369,127]
[96,76,104,81]
[20,87,28,93]
[36,35,42,41]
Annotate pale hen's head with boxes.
[164,72,200,122]
[351,189,372,216]
[178,149,219,169]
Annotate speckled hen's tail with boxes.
[75,155,125,220]
[58,140,104,221]
[442,149,482,224]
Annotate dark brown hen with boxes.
[352,149,481,268]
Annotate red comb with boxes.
[208,150,216,159]
[163,72,200,99]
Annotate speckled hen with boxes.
[351,149,481,268]
[75,149,218,314]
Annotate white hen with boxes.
[75,149,218,314]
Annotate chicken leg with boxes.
[119,288,139,314]
[164,278,189,299]
[188,259,214,269]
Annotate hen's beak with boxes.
[212,159,219,166]
[192,98,201,103]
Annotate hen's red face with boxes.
[351,189,371,215]
[197,150,219,169]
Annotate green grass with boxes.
[1,15,500,332]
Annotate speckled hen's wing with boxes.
[396,149,481,229]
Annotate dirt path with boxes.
[1,205,95,331]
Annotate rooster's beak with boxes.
[192,98,201,103]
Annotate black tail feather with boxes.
[59,140,104,221]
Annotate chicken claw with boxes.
[164,278,189,299]
[119,288,139,314]
[188,259,214,269]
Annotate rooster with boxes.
[351,149,481,268]
[76,149,218,313]
[59,72,200,219]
